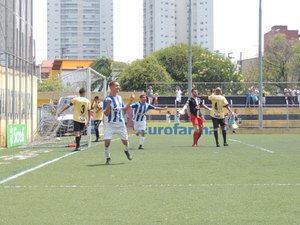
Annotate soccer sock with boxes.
[139,137,145,146]
[197,130,202,141]
[193,131,199,144]
[105,146,111,158]
[214,131,219,145]
[222,129,227,143]
[95,129,99,138]
[124,142,130,152]
[75,136,80,148]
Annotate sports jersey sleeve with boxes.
[148,104,155,110]
[103,98,108,110]
[208,95,215,101]
[131,102,138,109]
[70,98,76,106]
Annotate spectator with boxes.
[251,87,259,107]
[296,88,300,107]
[175,86,182,108]
[262,87,266,106]
[174,110,180,124]
[153,92,159,106]
[147,86,154,104]
[291,88,297,105]
[284,88,289,104]
[166,111,171,123]
[245,87,252,107]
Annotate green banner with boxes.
[7,124,27,147]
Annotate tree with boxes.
[153,44,189,82]
[118,56,172,91]
[263,33,295,90]
[288,41,300,82]
[38,76,63,92]
[90,57,113,91]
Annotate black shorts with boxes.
[211,117,225,129]
[73,121,85,132]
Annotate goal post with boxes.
[31,67,107,149]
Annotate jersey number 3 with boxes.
[81,105,85,114]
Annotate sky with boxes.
[33,0,300,64]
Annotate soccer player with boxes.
[180,89,211,147]
[103,81,134,165]
[208,87,233,147]
[91,96,103,142]
[131,94,167,150]
[57,88,91,152]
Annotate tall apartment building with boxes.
[143,0,214,56]
[47,0,113,60]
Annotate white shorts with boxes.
[133,121,147,132]
[104,123,128,140]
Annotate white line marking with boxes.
[1,183,300,189]
[229,138,274,154]
[0,152,76,185]
[0,136,132,185]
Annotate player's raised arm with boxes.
[154,106,167,110]
[124,94,135,112]
[178,102,188,115]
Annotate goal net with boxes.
[30,67,107,149]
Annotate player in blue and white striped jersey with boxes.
[103,81,134,165]
[131,94,167,149]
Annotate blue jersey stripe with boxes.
[132,102,155,122]
[105,95,125,123]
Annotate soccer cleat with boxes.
[224,143,229,147]
[192,143,199,147]
[216,144,220,147]
[124,151,133,160]
[105,158,112,165]
[72,147,81,152]
[138,145,144,150]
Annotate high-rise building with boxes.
[47,0,113,60]
[0,0,37,147]
[143,0,214,56]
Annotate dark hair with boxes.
[79,88,86,94]
[140,94,146,98]
[109,80,118,87]
[94,96,99,100]
[191,88,197,93]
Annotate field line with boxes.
[229,138,274,153]
[2,183,300,189]
[0,152,77,185]
[0,136,127,185]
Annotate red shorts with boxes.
[191,114,204,128]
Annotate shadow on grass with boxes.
[87,162,126,167]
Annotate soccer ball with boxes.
[56,137,61,141]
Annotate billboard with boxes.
[6,124,27,147]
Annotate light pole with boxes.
[188,0,192,98]
[258,0,263,129]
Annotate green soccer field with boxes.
[0,124,300,225]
